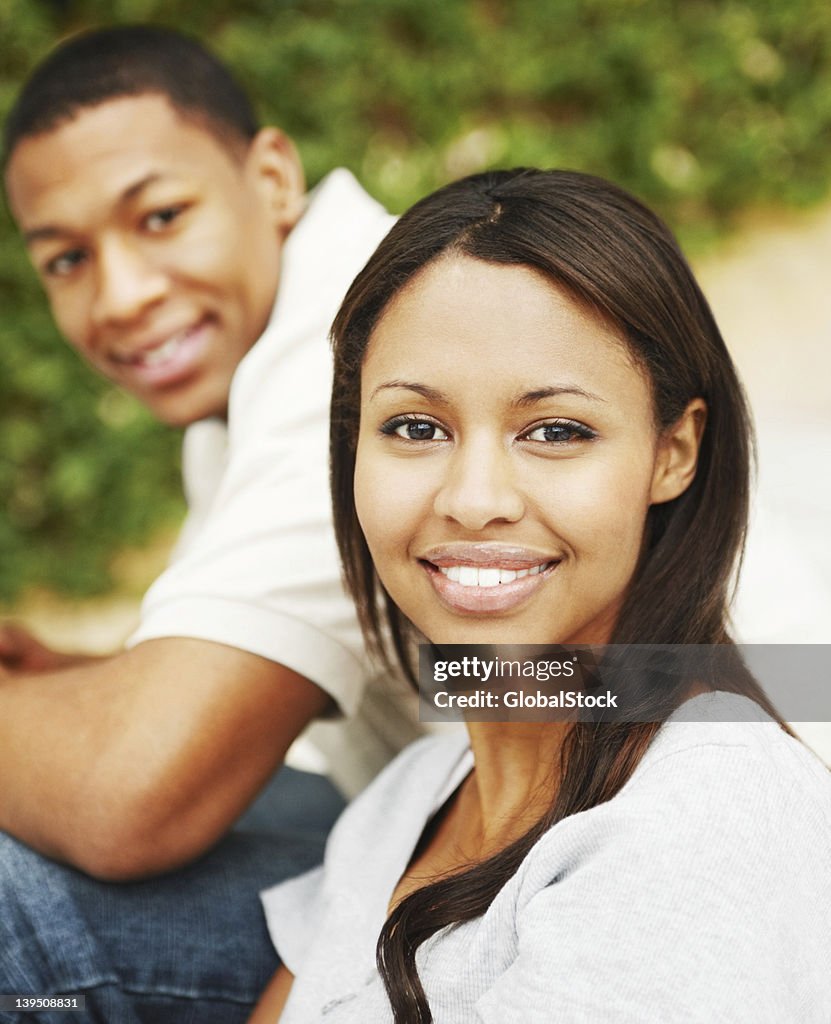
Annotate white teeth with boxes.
[139,330,188,366]
[458,566,479,587]
[478,568,501,587]
[438,563,550,587]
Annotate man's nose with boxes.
[91,237,168,327]
[432,436,525,530]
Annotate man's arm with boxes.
[248,966,295,1022]
[0,622,105,672]
[0,636,330,880]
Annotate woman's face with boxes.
[355,254,677,647]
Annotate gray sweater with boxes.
[262,694,831,1022]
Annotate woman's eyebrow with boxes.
[370,381,449,403]
[514,385,605,407]
[369,382,605,404]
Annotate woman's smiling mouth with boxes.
[420,547,561,613]
[437,562,554,586]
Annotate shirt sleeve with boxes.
[476,742,830,1023]
[127,313,367,715]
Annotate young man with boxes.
[0,25,410,1021]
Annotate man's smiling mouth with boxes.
[111,318,213,387]
[133,329,194,367]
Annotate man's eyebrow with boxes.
[23,172,167,245]
[23,225,70,245]
[121,171,166,202]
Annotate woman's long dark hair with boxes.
[330,169,784,1023]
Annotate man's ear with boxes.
[245,127,306,237]
[650,397,707,505]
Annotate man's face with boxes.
[5,94,301,425]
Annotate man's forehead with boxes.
[5,95,243,231]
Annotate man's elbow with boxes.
[64,784,228,881]
[71,829,208,882]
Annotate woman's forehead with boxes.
[361,254,650,412]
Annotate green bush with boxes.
[2,0,830,601]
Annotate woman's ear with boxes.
[650,398,707,505]
[244,127,306,237]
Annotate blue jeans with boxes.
[0,767,345,1023]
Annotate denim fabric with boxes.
[0,767,345,1023]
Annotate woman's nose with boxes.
[432,437,525,530]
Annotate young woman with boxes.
[250,170,830,1022]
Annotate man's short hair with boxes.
[3,24,260,168]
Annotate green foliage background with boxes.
[1,0,830,601]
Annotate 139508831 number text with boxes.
[0,995,86,1011]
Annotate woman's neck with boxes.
[388,720,569,911]
[463,720,570,849]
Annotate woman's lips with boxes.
[421,557,560,613]
[422,542,557,569]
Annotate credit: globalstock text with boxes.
[433,689,618,710]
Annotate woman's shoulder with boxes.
[593,692,827,848]
[488,694,830,1021]
[514,691,830,912]
[641,691,831,814]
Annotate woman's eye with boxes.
[523,421,595,444]
[382,417,449,442]
[144,205,186,231]
[44,248,87,278]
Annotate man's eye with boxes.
[144,205,186,231]
[523,420,596,444]
[44,249,87,278]
[381,417,449,441]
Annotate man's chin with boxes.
[140,386,229,427]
